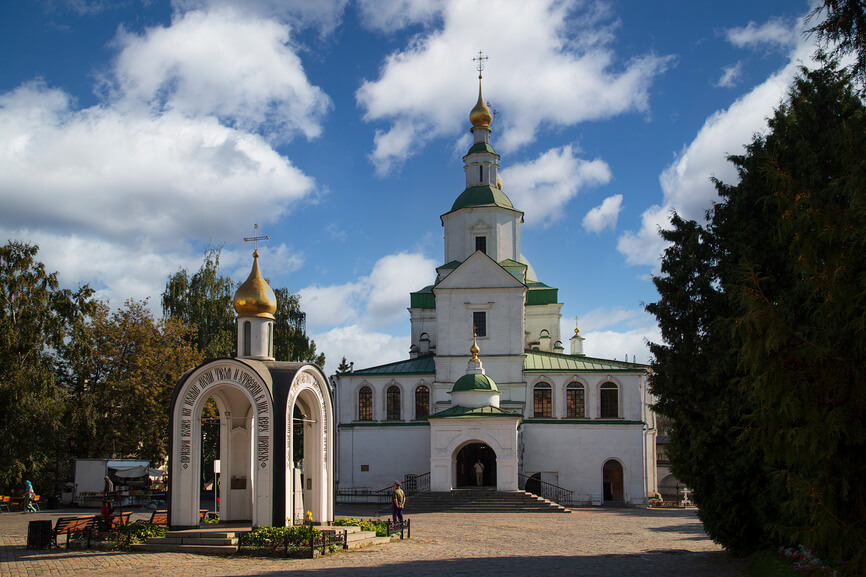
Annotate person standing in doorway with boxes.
[474,459,485,486]
[391,481,405,523]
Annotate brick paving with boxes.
[0,506,743,576]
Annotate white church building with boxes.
[334,79,659,507]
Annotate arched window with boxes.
[358,386,373,421]
[267,322,273,357]
[533,382,552,418]
[387,386,401,420]
[243,321,251,356]
[415,385,430,419]
[600,382,619,418]
[566,382,585,418]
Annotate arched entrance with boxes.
[602,459,624,502]
[286,380,332,525]
[455,443,496,487]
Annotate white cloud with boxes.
[299,282,366,330]
[367,253,438,326]
[312,325,410,373]
[716,61,743,88]
[0,82,315,247]
[357,0,671,173]
[356,0,445,31]
[111,8,330,140]
[726,18,799,51]
[171,0,349,34]
[582,194,623,233]
[558,307,659,364]
[617,12,817,267]
[501,145,611,226]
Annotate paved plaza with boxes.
[1,506,743,576]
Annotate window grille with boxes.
[534,383,552,418]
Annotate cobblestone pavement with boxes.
[1,506,743,576]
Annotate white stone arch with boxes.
[563,377,589,418]
[285,367,334,526]
[601,457,627,502]
[382,379,405,421]
[597,376,623,419]
[354,380,374,421]
[170,361,274,528]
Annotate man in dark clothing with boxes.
[391,482,405,523]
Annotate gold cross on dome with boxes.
[473,51,488,79]
[243,223,269,257]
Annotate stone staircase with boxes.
[132,524,391,555]
[406,488,571,513]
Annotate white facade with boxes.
[334,85,657,506]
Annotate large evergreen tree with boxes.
[648,61,866,572]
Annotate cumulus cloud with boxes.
[111,8,330,140]
[356,0,446,31]
[312,325,410,373]
[0,2,330,312]
[716,61,743,88]
[582,194,623,233]
[171,0,349,34]
[726,18,800,51]
[560,306,659,364]
[500,145,611,226]
[299,251,437,332]
[357,0,671,173]
[617,11,817,267]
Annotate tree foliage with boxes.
[809,1,866,88]
[648,61,866,572]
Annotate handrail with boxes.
[518,473,573,506]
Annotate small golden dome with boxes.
[470,81,492,127]
[233,252,277,319]
[470,330,480,361]
[496,173,503,190]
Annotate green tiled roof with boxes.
[499,259,527,282]
[427,405,521,419]
[524,350,648,372]
[450,185,515,212]
[438,260,462,270]
[347,355,435,376]
[526,281,558,306]
[410,285,435,309]
[452,373,500,393]
[466,142,498,155]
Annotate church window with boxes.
[267,322,273,357]
[473,311,487,337]
[479,165,483,182]
[534,382,552,418]
[243,321,251,356]
[358,387,373,421]
[475,236,487,254]
[387,386,401,420]
[566,382,585,418]
[415,385,430,419]
[600,382,619,418]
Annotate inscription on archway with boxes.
[179,366,272,468]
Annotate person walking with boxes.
[23,481,36,513]
[474,459,485,486]
[391,481,405,523]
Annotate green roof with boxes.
[526,281,558,306]
[427,405,520,419]
[450,186,515,212]
[347,355,435,376]
[452,373,500,393]
[410,285,435,309]
[438,260,462,270]
[524,350,649,372]
[466,142,498,155]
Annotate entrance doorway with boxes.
[602,460,624,501]
[455,443,496,487]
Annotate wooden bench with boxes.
[0,496,10,513]
[141,509,208,527]
[52,516,99,548]
[108,511,131,529]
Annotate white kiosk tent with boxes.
[167,249,334,530]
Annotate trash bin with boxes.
[27,520,52,549]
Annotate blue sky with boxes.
[0,0,822,371]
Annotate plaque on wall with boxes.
[230,476,247,490]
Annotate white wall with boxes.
[338,425,431,490]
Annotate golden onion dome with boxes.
[233,252,277,319]
[470,330,480,361]
[470,82,492,127]
[496,173,503,190]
